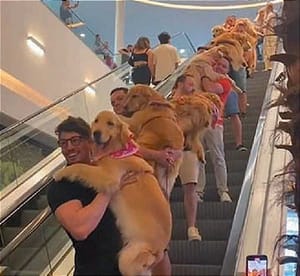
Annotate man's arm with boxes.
[55,193,111,240]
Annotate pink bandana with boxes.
[110,140,139,159]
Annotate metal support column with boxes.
[114,0,125,64]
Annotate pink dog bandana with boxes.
[110,140,139,159]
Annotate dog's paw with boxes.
[53,167,79,182]
[197,152,206,164]
[53,168,68,181]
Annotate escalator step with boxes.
[171,202,236,220]
[169,240,227,265]
[170,185,241,202]
[172,219,232,241]
[171,264,222,276]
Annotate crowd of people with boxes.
[49,3,282,275]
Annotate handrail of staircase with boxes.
[0,207,52,264]
[220,42,284,275]
[0,31,191,138]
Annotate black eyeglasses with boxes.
[57,136,85,148]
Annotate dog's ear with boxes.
[120,121,133,146]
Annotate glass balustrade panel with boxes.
[0,213,69,275]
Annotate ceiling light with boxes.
[26,36,45,57]
[84,85,96,95]
[80,33,86,38]
[133,0,283,10]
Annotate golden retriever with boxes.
[186,46,225,86]
[185,47,244,96]
[122,85,184,198]
[170,94,216,163]
[54,111,172,276]
[210,38,247,71]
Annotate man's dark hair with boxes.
[173,74,193,89]
[55,116,91,139]
[110,87,128,96]
[158,32,171,44]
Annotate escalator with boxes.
[169,63,271,275]
[0,51,278,275]
[0,35,195,275]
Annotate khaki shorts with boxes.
[179,151,199,185]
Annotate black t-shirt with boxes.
[47,179,122,275]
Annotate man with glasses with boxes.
[48,116,126,275]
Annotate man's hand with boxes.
[120,171,138,188]
[153,148,182,168]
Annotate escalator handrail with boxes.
[0,31,190,138]
[220,43,283,275]
[0,207,51,263]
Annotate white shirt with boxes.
[153,44,180,81]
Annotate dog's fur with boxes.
[184,45,245,96]
[210,37,247,71]
[184,47,226,90]
[54,111,172,276]
[211,25,227,38]
[170,94,216,162]
[123,85,184,197]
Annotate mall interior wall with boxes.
[1,1,114,122]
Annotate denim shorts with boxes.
[229,67,247,91]
[224,91,239,117]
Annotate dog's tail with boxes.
[118,242,160,276]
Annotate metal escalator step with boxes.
[172,219,232,241]
[224,150,250,161]
[205,159,248,173]
[171,202,236,220]
[169,240,227,265]
[170,185,241,202]
[171,264,222,276]
[175,172,244,188]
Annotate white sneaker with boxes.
[195,192,204,203]
[219,192,232,202]
[187,226,202,241]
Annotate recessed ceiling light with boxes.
[26,36,45,57]
[80,33,86,38]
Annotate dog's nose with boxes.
[93,131,102,144]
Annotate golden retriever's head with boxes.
[211,25,226,38]
[91,110,132,151]
[122,85,164,116]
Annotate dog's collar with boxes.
[109,140,139,159]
